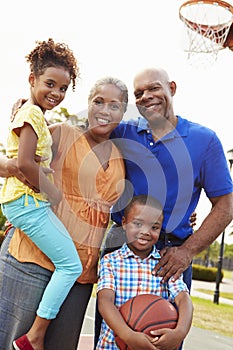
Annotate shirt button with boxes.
[147,130,150,133]
[150,142,153,146]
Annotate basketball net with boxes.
[179,0,233,68]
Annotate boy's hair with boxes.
[26,38,79,91]
[124,194,163,218]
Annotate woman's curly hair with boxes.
[26,38,79,91]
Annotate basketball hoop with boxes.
[179,0,233,66]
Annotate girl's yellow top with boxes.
[0,102,53,204]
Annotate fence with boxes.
[193,257,233,271]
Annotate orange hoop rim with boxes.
[179,0,233,28]
[179,0,233,62]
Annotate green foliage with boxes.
[225,243,233,258]
[0,230,5,247]
[192,264,223,282]
[0,142,6,231]
[0,207,6,231]
[47,107,88,128]
[0,142,6,155]
[195,240,233,263]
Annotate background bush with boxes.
[192,264,223,282]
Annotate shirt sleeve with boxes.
[11,105,44,139]
[167,274,189,302]
[97,255,116,293]
[201,133,233,197]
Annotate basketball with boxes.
[115,294,178,350]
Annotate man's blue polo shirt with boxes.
[110,115,233,239]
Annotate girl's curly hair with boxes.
[26,38,79,91]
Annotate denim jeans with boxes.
[0,227,93,350]
[2,195,82,319]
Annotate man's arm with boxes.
[153,193,233,282]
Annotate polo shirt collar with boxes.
[137,116,149,132]
[137,115,189,138]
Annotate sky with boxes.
[0,0,233,243]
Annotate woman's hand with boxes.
[5,156,54,193]
[10,98,27,121]
[47,186,62,206]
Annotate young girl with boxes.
[0,38,82,350]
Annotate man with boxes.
[108,66,233,284]
[94,67,233,346]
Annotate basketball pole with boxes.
[213,149,233,304]
[213,230,225,304]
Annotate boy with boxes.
[96,195,193,350]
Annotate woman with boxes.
[0,76,128,350]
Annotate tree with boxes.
[0,143,6,229]
[224,243,233,258]
[0,142,6,155]
[47,107,88,128]
[0,209,6,231]
[194,239,233,264]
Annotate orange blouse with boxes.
[9,123,125,283]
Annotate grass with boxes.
[191,296,233,338]
[183,273,233,339]
[195,288,233,300]
[92,283,97,297]
[223,269,233,279]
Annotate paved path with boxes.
[191,277,233,305]
[77,278,233,349]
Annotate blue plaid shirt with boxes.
[96,243,188,349]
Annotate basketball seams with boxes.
[115,294,178,349]
[126,296,135,323]
[140,319,177,333]
[131,296,163,329]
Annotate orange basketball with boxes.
[115,294,178,350]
